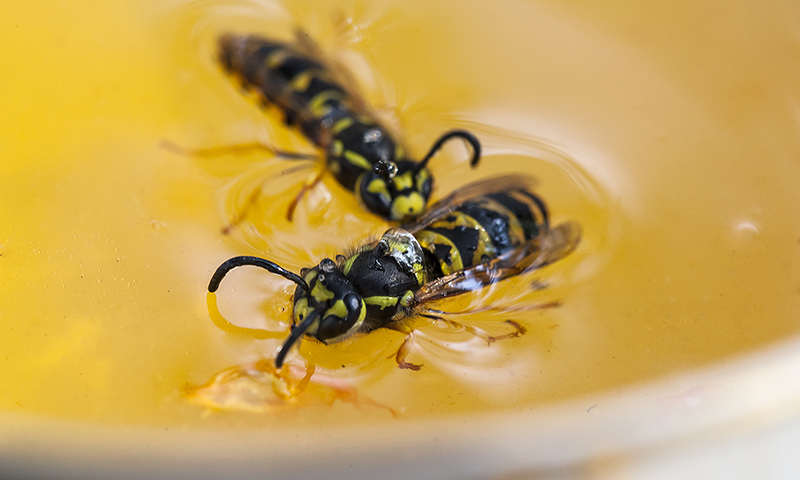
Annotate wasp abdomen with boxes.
[418,190,548,276]
[216,32,481,221]
[219,34,356,147]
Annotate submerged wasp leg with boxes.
[420,313,527,346]
[286,169,326,222]
[160,140,318,160]
[161,139,320,231]
[221,182,264,235]
[222,163,318,234]
[284,361,316,400]
[424,301,562,316]
[488,320,527,342]
[266,361,316,401]
[385,323,423,371]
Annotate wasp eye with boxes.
[343,292,360,314]
[343,292,363,328]
[316,292,362,342]
[317,315,343,340]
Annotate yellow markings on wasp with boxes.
[341,252,360,276]
[367,178,389,195]
[309,90,344,117]
[399,290,415,307]
[331,117,354,135]
[416,168,431,186]
[476,197,526,245]
[392,171,414,191]
[331,140,344,157]
[509,190,547,226]
[303,270,318,285]
[311,283,335,302]
[430,211,497,266]
[290,70,315,92]
[322,298,367,344]
[293,297,310,323]
[416,229,463,274]
[390,192,425,221]
[266,48,291,68]
[364,296,399,309]
[385,237,409,253]
[395,144,404,160]
[324,299,348,320]
[355,298,366,324]
[411,262,426,286]
[344,150,372,170]
[366,178,391,205]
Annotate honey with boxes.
[2,0,799,428]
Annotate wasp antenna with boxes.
[208,256,310,293]
[275,310,319,368]
[416,129,482,172]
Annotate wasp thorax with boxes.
[292,261,366,345]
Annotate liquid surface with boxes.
[2,0,800,427]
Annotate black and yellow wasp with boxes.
[215,32,482,222]
[208,176,580,369]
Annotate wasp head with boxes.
[357,160,433,222]
[277,258,366,367]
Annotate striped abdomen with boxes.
[415,190,549,278]
[218,34,428,221]
[218,34,359,147]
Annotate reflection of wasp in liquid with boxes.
[181,32,482,224]
[209,176,580,370]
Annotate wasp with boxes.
[214,32,482,222]
[208,176,580,370]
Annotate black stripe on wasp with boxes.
[165,30,481,228]
[208,176,580,370]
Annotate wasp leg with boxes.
[161,140,318,160]
[221,184,264,235]
[487,320,527,342]
[221,163,318,234]
[286,169,326,222]
[424,301,561,317]
[288,361,316,398]
[385,323,423,370]
[420,313,526,346]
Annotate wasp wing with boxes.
[412,221,581,305]
[402,174,540,234]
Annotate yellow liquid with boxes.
[2,0,800,428]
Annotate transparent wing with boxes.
[402,174,539,234]
[412,221,581,305]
